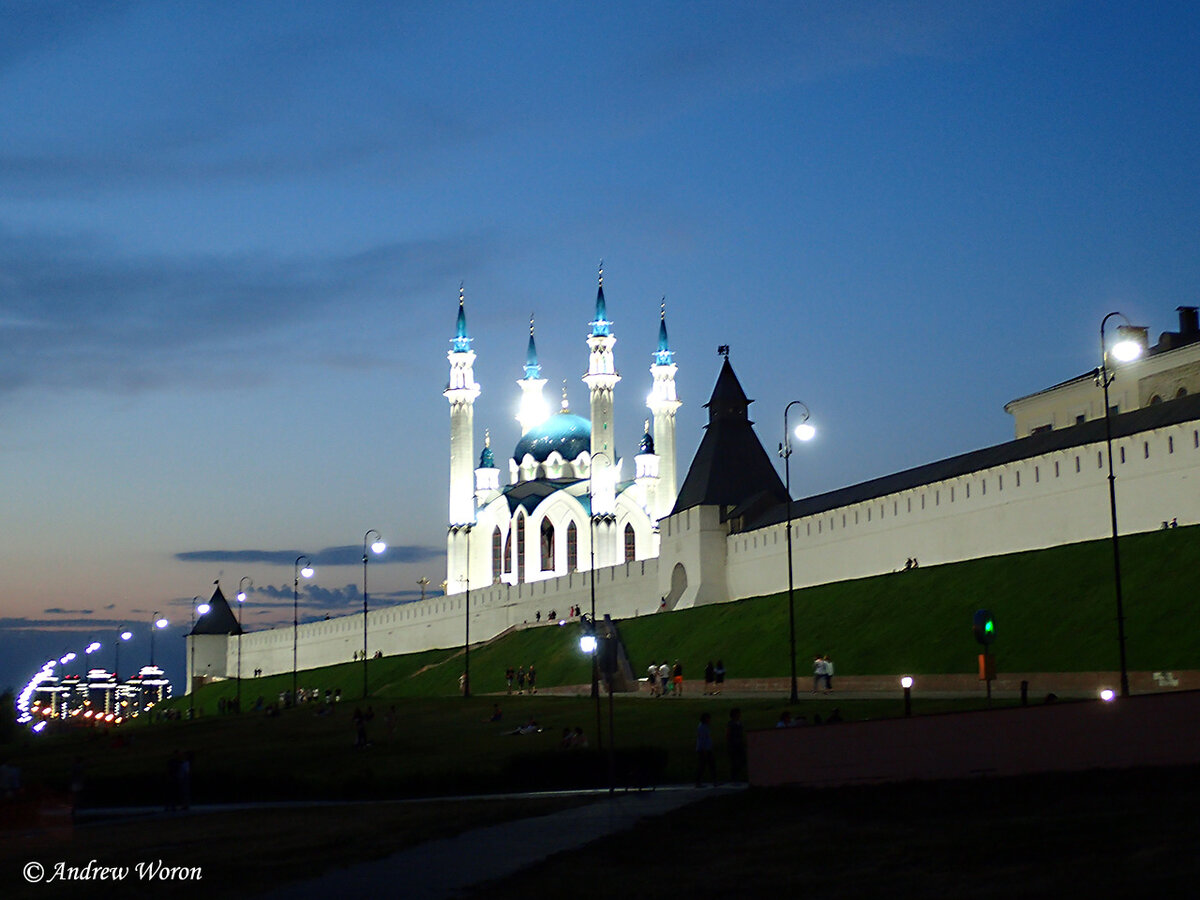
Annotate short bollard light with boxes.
[901,676,914,717]
[1099,689,1116,703]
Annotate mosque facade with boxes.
[187,299,1200,691]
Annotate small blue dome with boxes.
[479,444,496,468]
[514,413,592,463]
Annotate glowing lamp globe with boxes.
[371,539,387,555]
[580,635,598,654]
[196,603,211,616]
[900,676,914,689]
[794,422,816,442]
[154,618,169,629]
[300,565,315,579]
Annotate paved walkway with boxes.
[257,785,737,899]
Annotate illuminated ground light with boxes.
[1099,689,1116,702]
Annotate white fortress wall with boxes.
[198,557,662,684]
[725,419,1200,600]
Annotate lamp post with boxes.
[114,629,132,682]
[588,451,613,706]
[236,576,252,713]
[190,598,211,717]
[901,676,913,717]
[293,555,314,702]
[462,525,472,699]
[779,401,816,704]
[1097,312,1146,698]
[362,530,386,699]
[150,612,169,666]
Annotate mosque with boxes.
[188,293,1200,690]
[445,267,680,597]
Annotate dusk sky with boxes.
[3,1,1198,693]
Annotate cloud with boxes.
[176,544,445,567]
[0,227,492,398]
[42,607,94,616]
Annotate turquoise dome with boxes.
[513,413,592,463]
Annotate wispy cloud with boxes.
[176,544,444,568]
[0,226,491,398]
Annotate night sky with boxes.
[3,1,1198,694]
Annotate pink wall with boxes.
[748,690,1200,787]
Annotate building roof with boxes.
[671,356,788,515]
[512,411,592,463]
[190,585,244,636]
[741,392,1200,532]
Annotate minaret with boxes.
[583,262,621,463]
[516,314,549,435]
[647,299,681,520]
[475,429,500,504]
[445,285,480,594]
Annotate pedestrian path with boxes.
[257,785,739,899]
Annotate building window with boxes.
[935,490,940,506]
[1016,470,1021,487]
[1150,394,1163,405]
[1076,413,1087,424]
[1144,441,1150,459]
[982,479,986,495]
[950,487,955,502]
[1098,451,1103,468]
[540,519,555,570]
[1169,436,1175,454]
[624,524,636,563]
[1035,466,1040,483]
[504,530,512,574]
[907,498,912,512]
[1194,430,1198,448]
[567,522,578,572]
[868,507,871,522]
[966,483,970,499]
[843,514,847,527]
[921,494,926,509]
[1178,388,1188,399]
[1120,446,1126,464]
[516,514,526,582]
[1075,456,1080,473]
[492,527,502,582]
[999,474,1003,491]
[1054,461,1060,477]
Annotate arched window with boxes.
[516,513,526,583]
[1178,387,1189,399]
[567,521,578,572]
[624,523,636,563]
[504,529,512,574]
[540,519,555,571]
[491,527,502,583]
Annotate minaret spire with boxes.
[583,263,620,462]
[647,297,681,520]
[517,312,549,435]
[445,284,481,594]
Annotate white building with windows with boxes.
[445,268,681,595]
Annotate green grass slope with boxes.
[179,525,1200,711]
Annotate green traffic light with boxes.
[985,620,994,633]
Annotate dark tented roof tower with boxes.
[190,585,244,636]
[672,355,788,515]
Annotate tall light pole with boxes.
[362,530,386,699]
[190,598,211,717]
[150,612,169,666]
[293,555,314,701]
[236,576,252,712]
[114,629,132,681]
[462,525,472,699]
[779,401,816,704]
[1097,312,1146,698]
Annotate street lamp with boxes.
[588,451,614,707]
[150,612,169,666]
[236,576,252,712]
[462,525,472,699]
[1097,312,1146,698]
[293,555,315,701]
[190,598,211,717]
[779,401,815,704]
[901,676,914,717]
[362,530,386,699]
[114,630,132,682]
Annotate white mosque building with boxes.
[445,268,680,597]
[189,299,1200,689]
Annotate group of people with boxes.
[645,660,686,697]
[558,726,589,749]
[695,707,746,786]
[812,655,834,693]
[504,664,538,693]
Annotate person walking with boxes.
[714,659,726,694]
[812,655,825,693]
[658,661,671,697]
[646,663,659,697]
[672,659,684,697]
[703,660,715,695]
[695,712,717,787]
[822,654,835,693]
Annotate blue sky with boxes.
[2,1,1198,693]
